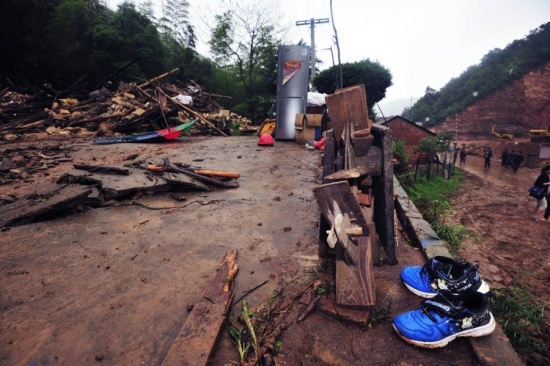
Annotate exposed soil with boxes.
[0,135,547,365]
[443,153,550,364]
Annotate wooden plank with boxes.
[322,130,336,184]
[167,163,239,189]
[335,235,375,306]
[325,85,371,147]
[367,221,384,266]
[354,135,374,157]
[342,84,371,130]
[162,250,238,366]
[313,181,374,307]
[325,91,347,145]
[63,169,183,199]
[324,167,366,180]
[371,124,397,264]
[299,289,371,326]
[313,181,367,230]
[0,184,92,228]
[73,164,130,175]
[64,166,213,199]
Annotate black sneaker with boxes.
[400,256,490,298]
[393,291,495,348]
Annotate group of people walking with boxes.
[532,166,550,223]
[454,146,523,170]
[501,148,524,172]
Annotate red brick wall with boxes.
[433,61,550,140]
[386,117,435,160]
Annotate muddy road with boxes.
[0,136,519,365]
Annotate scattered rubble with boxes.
[0,68,258,141]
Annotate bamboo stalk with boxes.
[138,67,180,88]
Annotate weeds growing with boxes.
[397,171,469,249]
[491,287,550,365]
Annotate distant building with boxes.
[377,115,437,161]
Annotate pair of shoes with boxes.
[393,256,494,348]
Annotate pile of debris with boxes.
[0,156,241,229]
[0,143,75,186]
[0,68,257,141]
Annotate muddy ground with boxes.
[443,152,550,364]
[0,135,546,365]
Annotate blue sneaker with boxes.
[400,256,490,298]
[393,291,495,348]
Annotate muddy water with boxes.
[458,155,540,191]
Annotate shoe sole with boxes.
[392,313,496,349]
[403,280,491,298]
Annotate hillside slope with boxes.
[432,61,550,140]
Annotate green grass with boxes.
[431,222,472,249]
[397,171,469,249]
[491,287,550,364]
[400,171,463,205]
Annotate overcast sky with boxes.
[109,0,550,104]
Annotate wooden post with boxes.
[371,124,397,264]
[138,67,180,88]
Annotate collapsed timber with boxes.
[0,67,258,141]
[0,155,240,229]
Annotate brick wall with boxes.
[385,117,435,160]
[433,61,550,140]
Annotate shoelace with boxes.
[420,295,464,323]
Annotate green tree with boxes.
[208,1,283,122]
[415,133,454,158]
[110,2,167,79]
[0,0,57,83]
[313,59,392,118]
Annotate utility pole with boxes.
[322,47,338,89]
[296,18,329,79]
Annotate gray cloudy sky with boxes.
[109,0,550,103]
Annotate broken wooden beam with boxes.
[161,250,238,366]
[325,84,371,146]
[138,67,180,88]
[194,169,240,179]
[0,184,93,228]
[73,164,130,175]
[335,235,375,307]
[167,163,239,189]
[313,181,368,232]
[313,180,375,307]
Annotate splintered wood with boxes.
[325,84,372,147]
[313,84,395,321]
[0,69,258,140]
[313,181,375,307]
[161,250,238,366]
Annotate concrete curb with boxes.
[393,176,524,366]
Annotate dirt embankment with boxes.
[444,155,549,364]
